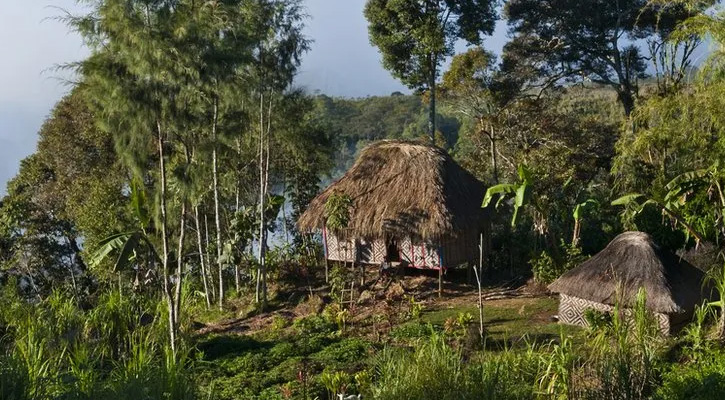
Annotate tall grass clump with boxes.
[578,288,666,399]
[372,332,463,400]
[371,332,543,400]
[656,303,725,399]
[0,284,198,400]
[0,352,30,400]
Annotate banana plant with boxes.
[89,180,160,277]
[482,164,533,227]
[705,263,725,341]
[572,199,599,247]
[610,166,720,245]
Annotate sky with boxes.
[0,0,509,195]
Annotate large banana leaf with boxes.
[482,164,534,227]
[482,184,519,208]
[89,231,160,272]
[610,193,645,206]
[89,232,134,269]
[512,182,531,226]
[573,199,599,220]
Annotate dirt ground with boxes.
[197,269,565,341]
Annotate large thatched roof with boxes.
[297,140,487,242]
[549,231,707,314]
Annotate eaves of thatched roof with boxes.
[549,231,707,314]
[297,140,487,242]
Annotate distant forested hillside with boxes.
[313,85,623,184]
[312,94,461,176]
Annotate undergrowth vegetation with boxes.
[4,279,725,400]
[0,280,195,400]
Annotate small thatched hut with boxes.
[297,140,488,271]
[549,231,708,333]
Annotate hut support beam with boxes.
[438,268,443,298]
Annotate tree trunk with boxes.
[477,233,485,339]
[282,180,290,251]
[195,206,212,309]
[256,92,268,308]
[212,99,224,310]
[489,125,499,184]
[204,213,215,301]
[173,202,186,335]
[572,218,581,248]
[428,58,437,144]
[157,121,176,356]
[619,87,635,118]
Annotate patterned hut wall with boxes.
[324,230,356,263]
[558,294,670,334]
[356,238,386,264]
[324,230,386,264]
[324,230,440,268]
[396,238,441,269]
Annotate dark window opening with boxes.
[386,238,400,262]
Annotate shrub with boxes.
[531,242,587,284]
[390,322,436,341]
[312,338,370,370]
[656,349,725,400]
[530,250,559,284]
[293,315,336,336]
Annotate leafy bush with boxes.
[530,250,560,284]
[390,321,436,340]
[312,338,371,371]
[531,242,587,284]
[329,264,352,304]
[293,314,336,336]
[656,349,725,400]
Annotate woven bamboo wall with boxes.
[558,294,670,334]
[322,227,482,270]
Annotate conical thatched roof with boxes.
[297,140,487,242]
[548,231,707,314]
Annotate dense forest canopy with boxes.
[3,0,725,399]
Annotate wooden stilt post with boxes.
[438,267,443,298]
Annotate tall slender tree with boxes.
[243,0,309,308]
[364,0,497,142]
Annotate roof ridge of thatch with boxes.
[297,139,487,242]
[548,231,706,314]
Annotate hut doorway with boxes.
[385,238,400,262]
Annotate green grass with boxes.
[421,297,585,348]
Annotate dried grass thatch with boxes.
[297,140,487,242]
[548,231,707,314]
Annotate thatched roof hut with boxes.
[298,140,488,270]
[549,231,708,333]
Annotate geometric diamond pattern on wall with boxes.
[557,294,670,334]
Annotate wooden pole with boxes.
[477,232,484,339]
[438,267,443,298]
